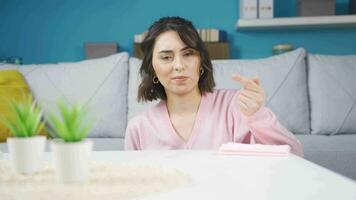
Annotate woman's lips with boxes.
[172,76,188,83]
[172,76,188,80]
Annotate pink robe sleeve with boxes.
[124,119,141,150]
[229,92,304,157]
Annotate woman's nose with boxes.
[173,56,184,72]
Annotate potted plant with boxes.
[49,101,94,184]
[2,96,46,174]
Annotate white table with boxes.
[2,150,356,200]
[94,150,356,200]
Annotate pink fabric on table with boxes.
[218,142,291,157]
[125,89,304,157]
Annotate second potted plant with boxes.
[49,101,94,184]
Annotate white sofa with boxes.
[1,49,356,180]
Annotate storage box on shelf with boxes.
[297,0,335,16]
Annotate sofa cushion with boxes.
[308,53,356,135]
[1,53,129,138]
[296,134,356,180]
[0,70,48,142]
[213,48,310,134]
[128,57,158,120]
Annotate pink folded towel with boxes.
[218,143,291,157]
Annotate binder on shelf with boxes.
[240,0,258,19]
[197,29,227,42]
[133,31,148,43]
[218,30,227,42]
[201,29,207,42]
[259,0,274,19]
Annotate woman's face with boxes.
[152,30,201,97]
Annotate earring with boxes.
[200,68,204,76]
[152,76,159,84]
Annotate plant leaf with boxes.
[1,95,44,137]
[48,102,94,142]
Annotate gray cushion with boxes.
[296,135,356,180]
[128,57,158,120]
[308,54,356,135]
[213,48,310,134]
[127,57,140,120]
[1,53,129,138]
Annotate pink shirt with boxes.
[125,89,304,157]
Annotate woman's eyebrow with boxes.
[158,46,191,54]
[158,50,173,54]
[180,46,192,51]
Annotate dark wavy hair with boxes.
[137,16,215,102]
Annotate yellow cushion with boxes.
[0,70,48,142]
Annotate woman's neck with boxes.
[166,88,202,115]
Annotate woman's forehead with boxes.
[154,31,187,52]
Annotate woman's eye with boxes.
[160,56,172,60]
[184,52,194,57]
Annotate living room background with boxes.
[0,0,355,64]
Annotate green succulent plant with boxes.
[49,101,94,142]
[1,95,44,137]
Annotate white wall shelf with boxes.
[236,15,356,30]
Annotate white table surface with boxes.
[2,150,356,200]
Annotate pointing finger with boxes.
[232,73,260,89]
[251,76,260,85]
[232,74,252,87]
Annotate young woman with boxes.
[125,16,303,157]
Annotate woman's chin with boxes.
[170,86,198,96]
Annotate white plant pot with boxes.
[51,139,93,184]
[7,136,46,174]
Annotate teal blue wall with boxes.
[0,0,355,64]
